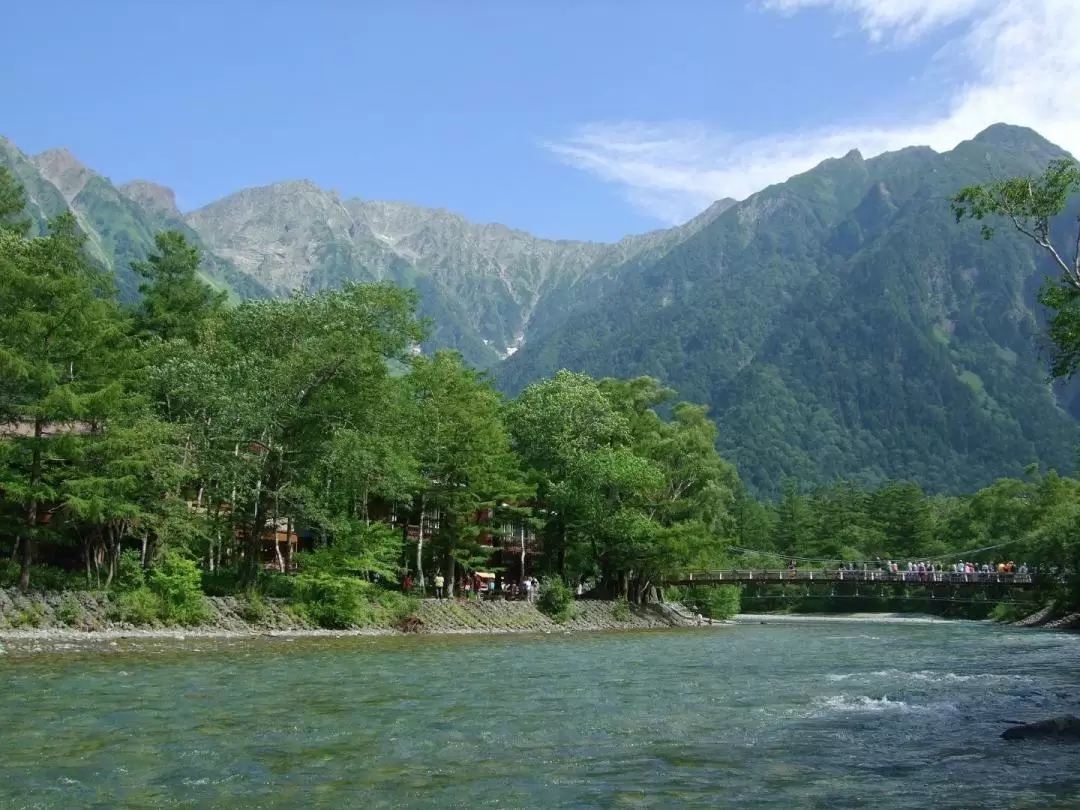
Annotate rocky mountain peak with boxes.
[31,148,95,204]
[119,179,179,218]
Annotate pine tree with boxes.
[132,230,226,343]
[0,213,131,589]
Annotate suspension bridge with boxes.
[666,569,1043,588]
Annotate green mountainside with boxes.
[0,140,268,302]
[0,135,727,368]
[4,125,1078,496]
[497,124,1080,495]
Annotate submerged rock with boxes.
[1001,715,1080,741]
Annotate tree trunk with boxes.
[446,552,456,599]
[18,418,44,592]
[284,516,294,572]
[415,495,426,590]
[247,493,264,583]
[520,522,527,582]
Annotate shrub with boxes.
[115,550,145,590]
[537,576,577,622]
[611,600,632,622]
[147,552,210,626]
[375,589,417,623]
[56,596,84,627]
[0,561,85,592]
[239,591,271,624]
[201,568,244,597]
[110,587,163,626]
[256,570,295,599]
[988,601,1029,623]
[13,604,46,628]
[674,585,741,620]
[293,573,373,629]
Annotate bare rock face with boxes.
[1001,715,1080,741]
[118,180,180,218]
[31,148,94,204]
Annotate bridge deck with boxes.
[668,569,1042,588]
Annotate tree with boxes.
[132,230,226,343]
[408,351,529,593]
[0,167,31,236]
[0,214,133,590]
[156,282,425,582]
[952,159,1080,377]
[505,371,631,577]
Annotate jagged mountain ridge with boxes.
[186,181,732,364]
[0,139,269,301]
[497,124,1080,495]
[4,124,1078,496]
[4,137,724,366]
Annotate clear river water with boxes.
[1,619,1078,809]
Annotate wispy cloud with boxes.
[545,0,1080,224]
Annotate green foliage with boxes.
[110,587,163,626]
[292,573,412,629]
[0,562,85,592]
[952,157,1080,380]
[0,166,31,236]
[988,602,1028,623]
[146,552,209,625]
[55,596,84,627]
[115,550,145,590]
[132,230,226,343]
[12,604,46,629]
[694,586,741,620]
[536,576,577,622]
[501,129,1080,496]
[238,591,271,624]
[4,151,1080,624]
[611,600,631,621]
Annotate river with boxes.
[1,620,1077,808]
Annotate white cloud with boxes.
[546,0,1080,224]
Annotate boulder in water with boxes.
[1001,715,1080,741]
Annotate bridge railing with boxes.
[671,569,1038,586]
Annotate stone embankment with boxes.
[0,588,702,646]
[414,599,699,634]
[1013,604,1080,630]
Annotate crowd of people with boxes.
[401,572,546,601]
[831,559,1031,582]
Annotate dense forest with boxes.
[0,161,1078,628]
[499,125,1080,495]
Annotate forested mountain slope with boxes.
[0,139,268,301]
[497,125,1080,495]
[0,135,728,368]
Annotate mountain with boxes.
[5,124,1077,496]
[2,135,726,367]
[0,139,268,302]
[497,124,1080,495]
[185,184,732,366]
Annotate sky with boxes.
[5,0,1079,243]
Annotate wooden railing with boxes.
[667,569,1046,587]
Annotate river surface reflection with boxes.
[1,621,1078,808]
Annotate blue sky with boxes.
[5,1,1077,242]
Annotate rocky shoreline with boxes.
[0,588,711,654]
